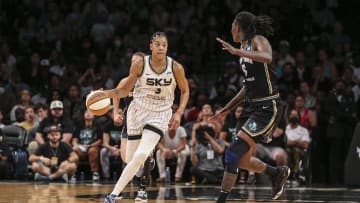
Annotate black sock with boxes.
[265,164,278,177]
[216,191,229,203]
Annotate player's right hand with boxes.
[216,37,237,55]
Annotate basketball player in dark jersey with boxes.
[212,11,290,201]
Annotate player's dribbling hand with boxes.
[169,112,181,130]
[216,37,237,55]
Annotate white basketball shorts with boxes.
[126,101,172,137]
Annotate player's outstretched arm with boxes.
[216,36,272,64]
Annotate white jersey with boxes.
[132,55,177,111]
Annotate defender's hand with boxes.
[216,37,237,55]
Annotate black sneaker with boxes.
[135,189,148,202]
[271,166,290,200]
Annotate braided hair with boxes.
[234,11,274,41]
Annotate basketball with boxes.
[86,90,111,116]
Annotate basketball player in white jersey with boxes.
[103,32,189,203]
[112,52,157,200]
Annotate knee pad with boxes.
[225,138,250,174]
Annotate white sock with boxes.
[111,129,161,195]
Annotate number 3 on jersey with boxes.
[155,88,161,94]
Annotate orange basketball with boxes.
[86,90,111,116]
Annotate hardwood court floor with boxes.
[0,181,360,202]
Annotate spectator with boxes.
[29,125,78,182]
[17,105,36,131]
[18,52,43,93]
[311,64,333,94]
[294,95,317,135]
[100,108,125,180]
[325,80,357,184]
[190,104,221,147]
[10,89,33,123]
[220,105,243,148]
[48,88,63,103]
[97,64,114,90]
[295,51,312,82]
[272,50,283,78]
[277,62,300,95]
[0,62,9,85]
[13,107,25,124]
[285,109,311,183]
[278,40,295,67]
[34,103,49,124]
[299,81,317,109]
[190,124,225,184]
[210,61,243,103]
[318,49,338,81]
[0,136,12,179]
[156,126,190,182]
[63,83,84,123]
[328,21,350,50]
[72,110,102,182]
[90,11,114,49]
[78,53,98,98]
[0,80,16,124]
[310,0,336,30]
[83,0,108,27]
[0,42,17,80]
[18,15,38,47]
[35,100,73,145]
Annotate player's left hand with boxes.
[113,112,124,125]
[216,37,237,55]
[169,112,181,130]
